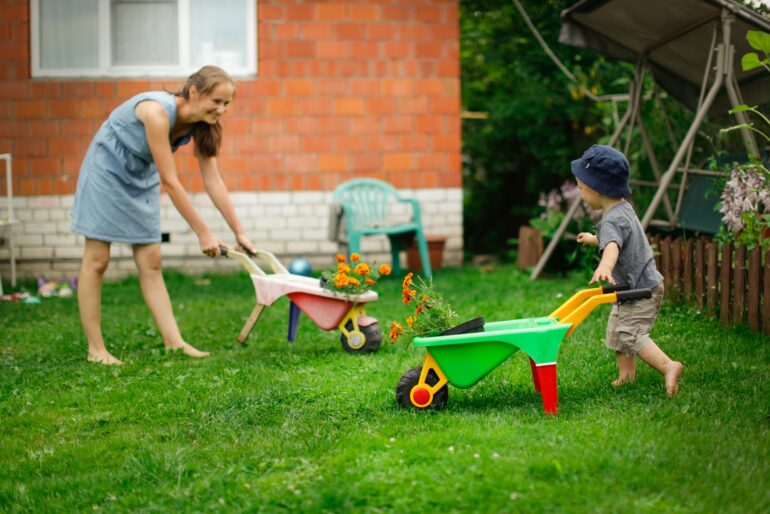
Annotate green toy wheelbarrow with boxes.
[395,285,651,414]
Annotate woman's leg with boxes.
[131,243,209,358]
[79,238,123,365]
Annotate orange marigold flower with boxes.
[348,277,360,286]
[335,254,346,263]
[334,274,349,288]
[389,321,404,341]
[415,305,423,316]
[355,263,370,276]
[402,288,416,305]
[406,315,415,328]
[337,263,351,274]
[350,253,361,262]
[402,272,413,290]
[379,263,392,276]
[365,278,376,286]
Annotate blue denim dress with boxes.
[71,92,193,244]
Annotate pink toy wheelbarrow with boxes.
[222,247,382,353]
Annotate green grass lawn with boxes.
[1,265,768,513]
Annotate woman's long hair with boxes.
[175,65,233,157]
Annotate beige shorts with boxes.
[605,283,664,357]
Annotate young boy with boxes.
[571,144,683,396]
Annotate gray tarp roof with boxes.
[559,0,770,114]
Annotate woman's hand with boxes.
[577,232,598,246]
[198,230,221,258]
[235,233,256,256]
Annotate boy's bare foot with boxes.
[166,341,210,358]
[665,361,683,396]
[88,349,123,366]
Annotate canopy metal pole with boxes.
[530,60,644,280]
[641,39,727,228]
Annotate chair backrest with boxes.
[332,178,405,230]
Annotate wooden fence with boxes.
[649,235,770,336]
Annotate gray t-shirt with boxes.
[596,201,663,290]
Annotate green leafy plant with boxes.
[389,272,459,345]
[718,30,770,250]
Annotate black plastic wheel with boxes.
[395,365,449,410]
[340,320,382,354]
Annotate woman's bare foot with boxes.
[88,349,123,365]
[611,375,636,388]
[665,361,683,396]
[166,341,210,358]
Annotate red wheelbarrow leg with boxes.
[532,363,558,415]
[529,357,541,393]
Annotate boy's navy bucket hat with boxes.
[571,144,632,198]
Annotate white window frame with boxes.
[30,0,257,78]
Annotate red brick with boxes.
[95,82,116,98]
[300,23,334,39]
[0,80,26,98]
[316,80,346,96]
[400,134,430,152]
[284,117,318,134]
[433,135,461,152]
[383,153,413,171]
[286,5,314,21]
[318,154,347,173]
[233,135,268,154]
[350,42,379,59]
[0,120,24,137]
[349,117,380,135]
[431,23,458,41]
[0,42,25,61]
[29,81,61,98]
[334,98,364,116]
[268,135,299,153]
[116,81,149,99]
[398,97,428,115]
[286,41,315,59]
[13,138,46,157]
[336,135,365,153]
[27,120,59,137]
[62,81,95,98]
[350,5,378,21]
[274,23,298,40]
[61,119,96,137]
[268,99,296,116]
[317,41,349,59]
[336,24,365,40]
[383,42,411,59]
[317,4,346,21]
[48,99,78,118]
[222,117,250,135]
[238,79,281,97]
[366,24,395,41]
[349,79,378,97]
[19,177,36,196]
[48,137,83,158]
[414,79,443,96]
[417,153,447,171]
[351,154,382,174]
[415,43,443,59]
[284,154,317,173]
[237,98,267,116]
[437,59,459,77]
[79,99,104,119]
[415,116,442,134]
[366,98,396,115]
[382,6,410,22]
[381,80,412,96]
[14,100,45,118]
[29,158,61,176]
[252,118,282,136]
[365,135,400,152]
[300,136,332,153]
[286,80,314,96]
[11,20,29,42]
[415,6,441,23]
[219,156,249,173]
[0,4,27,22]
[259,4,284,21]
[382,116,412,134]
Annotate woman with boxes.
[71,65,255,365]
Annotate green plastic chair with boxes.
[331,178,432,278]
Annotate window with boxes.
[31,0,257,78]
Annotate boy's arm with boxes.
[577,232,598,246]
[591,241,619,285]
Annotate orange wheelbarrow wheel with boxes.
[396,366,449,410]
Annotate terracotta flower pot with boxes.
[406,235,447,270]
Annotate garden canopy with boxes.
[559,0,770,114]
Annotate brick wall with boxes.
[0,0,463,281]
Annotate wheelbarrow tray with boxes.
[412,317,570,388]
[251,274,378,330]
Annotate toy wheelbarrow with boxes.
[395,285,651,414]
[223,248,382,353]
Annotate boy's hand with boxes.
[590,264,616,285]
[577,232,598,246]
